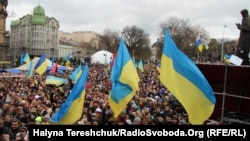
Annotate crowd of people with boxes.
[0,60,222,141]
[0,8,248,140]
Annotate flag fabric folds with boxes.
[69,64,82,84]
[196,38,203,52]
[26,61,33,78]
[109,38,140,118]
[50,64,89,124]
[159,30,216,125]
[23,53,30,63]
[45,76,67,86]
[34,53,47,75]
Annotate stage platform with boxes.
[197,64,250,124]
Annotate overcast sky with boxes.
[6,0,249,44]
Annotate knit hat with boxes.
[19,126,28,132]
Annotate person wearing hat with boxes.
[171,115,179,125]
[133,117,141,125]
[15,126,28,141]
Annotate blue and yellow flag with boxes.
[65,53,71,61]
[50,64,89,124]
[109,38,139,118]
[69,64,83,84]
[196,38,203,52]
[45,76,67,86]
[26,61,33,78]
[34,53,47,75]
[65,53,71,68]
[159,30,216,125]
[23,53,30,63]
[138,59,144,72]
[224,54,231,63]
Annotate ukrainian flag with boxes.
[34,53,47,75]
[23,53,30,63]
[50,64,89,124]
[196,38,203,52]
[65,53,71,68]
[26,61,33,78]
[224,54,231,63]
[69,64,82,84]
[109,38,139,118]
[138,59,144,72]
[159,30,216,124]
[45,76,67,86]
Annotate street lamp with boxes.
[221,25,227,62]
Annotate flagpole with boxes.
[220,25,227,123]
[220,63,228,123]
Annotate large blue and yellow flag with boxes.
[50,64,89,124]
[159,30,216,125]
[45,76,67,86]
[69,64,82,84]
[34,53,47,75]
[109,38,139,118]
[23,52,30,63]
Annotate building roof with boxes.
[33,5,45,16]
[31,5,47,25]
[10,5,48,26]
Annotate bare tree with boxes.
[156,17,210,60]
[121,25,151,59]
[99,28,120,53]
